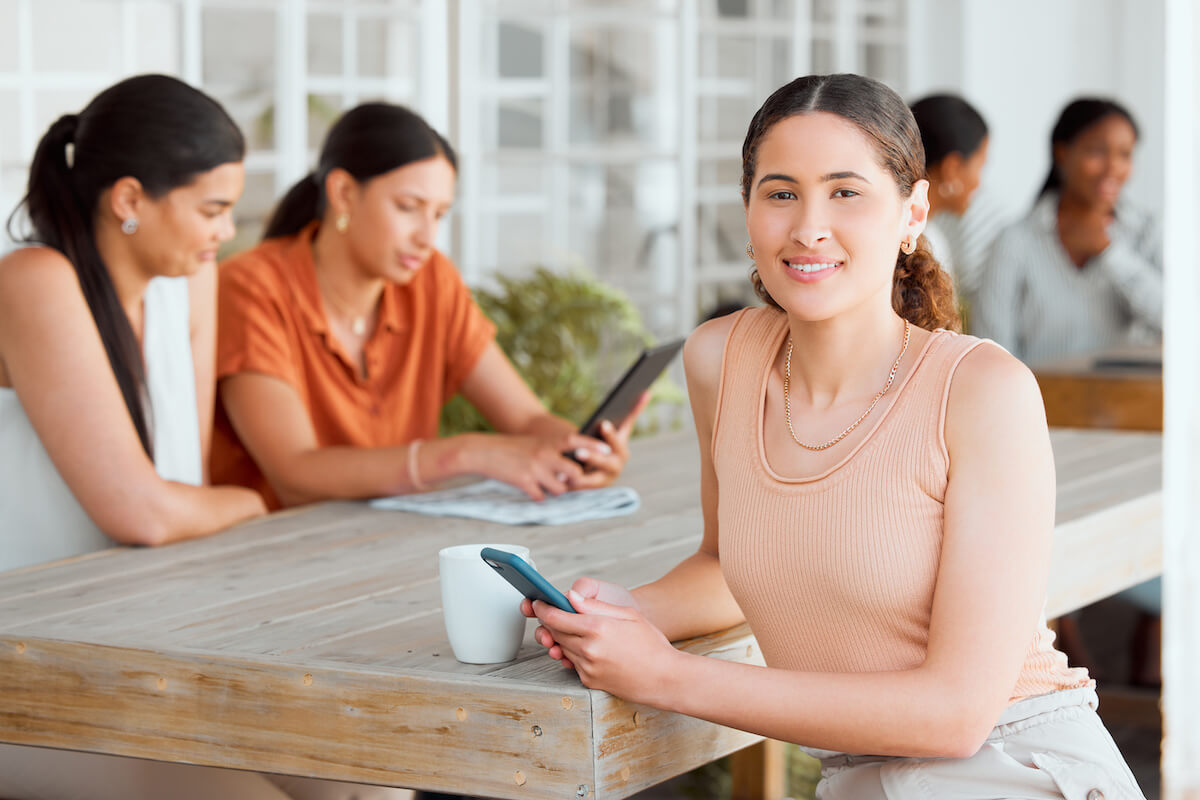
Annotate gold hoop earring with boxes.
[745,242,755,259]
[900,238,915,255]
[335,213,350,233]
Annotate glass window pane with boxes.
[228,169,278,254]
[569,27,677,148]
[498,22,544,78]
[0,90,21,166]
[32,0,122,73]
[202,8,275,151]
[308,94,343,152]
[357,16,388,77]
[0,0,17,71]
[812,38,836,73]
[697,158,743,190]
[567,160,679,280]
[698,96,756,144]
[482,161,547,197]
[308,13,343,76]
[696,201,748,265]
[860,42,904,83]
[491,212,547,271]
[131,1,180,74]
[483,98,544,150]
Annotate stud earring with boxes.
[121,218,139,235]
[745,242,755,259]
[900,238,915,255]
[335,213,350,233]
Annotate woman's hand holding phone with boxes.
[568,392,650,490]
[526,576,680,705]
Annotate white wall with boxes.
[910,0,1165,224]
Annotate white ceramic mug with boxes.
[438,544,531,664]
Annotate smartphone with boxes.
[576,338,686,441]
[480,547,576,613]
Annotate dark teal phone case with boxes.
[480,548,576,613]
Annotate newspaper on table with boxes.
[368,479,640,525]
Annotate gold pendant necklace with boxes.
[783,319,911,451]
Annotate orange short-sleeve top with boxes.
[210,222,496,508]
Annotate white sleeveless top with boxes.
[0,276,202,572]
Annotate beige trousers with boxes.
[815,688,1145,800]
[0,744,414,800]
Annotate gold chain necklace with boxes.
[316,275,372,337]
[783,319,911,451]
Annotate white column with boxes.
[1161,0,1200,795]
[455,0,482,284]
[419,0,451,131]
[180,0,203,86]
[676,1,697,339]
[275,0,308,194]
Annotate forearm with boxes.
[512,411,577,439]
[263,436,482,506]
[1097,240,1163,331]
[659,653,994,759]
[111,482,265,546]
[632,550,744,641]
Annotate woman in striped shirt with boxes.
[974,98,1162,366]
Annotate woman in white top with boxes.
[0,74,265,568]
[0,75,398,800]
[909,94,992,308]
[973,98,1162,366]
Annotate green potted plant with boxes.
[440,267,685,436]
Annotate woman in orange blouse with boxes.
[212,104,641,509]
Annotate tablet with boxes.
[577,338,685,439]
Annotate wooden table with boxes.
[1034,346,1163,431]
[0,429,1162,800]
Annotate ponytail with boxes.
[7,75,245,458]
[891,235,960,332]
[264,103,456,242]
[12,112,154,455]
[263,172,321,240]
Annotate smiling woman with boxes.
[525,74,1147,800]
[974,98,1162,366]
[211,103,645,511]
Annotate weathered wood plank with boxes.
[1047,492,1163,618]
[0,637,594,800]
[591,626,766,800]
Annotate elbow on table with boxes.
[100,509,172,548]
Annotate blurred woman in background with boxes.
[212,102,642,511]
[909,93,992,306]
[974,98,1161,365]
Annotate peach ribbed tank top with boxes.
[714,307,1091,703]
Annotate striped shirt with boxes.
[924,187,1010,308]
[973,192,1162,366]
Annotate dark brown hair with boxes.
[1038,97,1138,200]
[264,102,456,240]
[741,73,960,332]
[8,74,245,456]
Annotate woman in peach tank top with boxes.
[527,74,1144,799]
